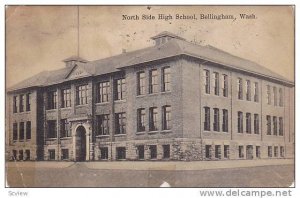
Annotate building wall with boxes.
[6,56,295,161]
[7,89,40,160]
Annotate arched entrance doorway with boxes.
[75,126,86,161]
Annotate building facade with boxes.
[6,31,295,161]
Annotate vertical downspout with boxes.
[109,76,115,161]
[230,72,233,141]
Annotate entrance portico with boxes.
[69,117,93,161]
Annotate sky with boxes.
[5,6,294,88]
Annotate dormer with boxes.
[151,31,186,46]
[63,56,88,67]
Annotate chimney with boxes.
[150,31,185,46]
[63,56,88,67]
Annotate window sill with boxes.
[114,134,126,137]
[136,94,146,98]
[95,102,110,106]
[61,107,72,110]
[114,99,126,103]
[46,109,57,112]
[161,91,171,94]
[46,138,57,140]
[96,135,110,138]
[60,137,72,140]
[13,111,31,115]
[148,92,160,96]
[161,130,172,133]
[75,104,88,107]
[148,131,159,134]
[136,132,146,135]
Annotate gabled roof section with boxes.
[65,64,93,80]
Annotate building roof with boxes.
[7,32,294,92]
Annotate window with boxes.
[246,80,251,101]
[149,107,158,131]
[25,150,30,160]
[100,147,109,160]
[47,91,57,110]
[204,70,210,94]
[273,116,278,135]
[62,88,71,108]
[279,88,283,106]
[238,146,244,158]
[215,145,221,159]
[273,87,277,106]
[162,67,171,92]
[254,82,259,102]
[213,108,220,132]
[97,82,110,103]
[222,74,228,97]
[254,114,259,134]
[204,107,210,131]
[76,85,88,105]
[13,96,17,113]
[224,145,229,159]
[237,78,243,99]
[267,85,271,104]
[26,93,31,111]
[246,145,253,159]
[47,120,57,138]
[280,146,284,157]
[116,147,126,160]
[61,149,69,160]
[212,72,219,95]
[12,150,17,160]
[137,145,144,160]
[238,111,243,133]
[268,146,272,157]
[137,108,146,132]
[49,149,55,160]
[205,145,212,159]
[96,115,110,136]
[149,69,158,94]
[19,150,24,161]
[246,113,251,134]
[26,121,31,140]
[19,122,24,141]
[279,117,283,136]
[13,123,18,141]
[163,145,170,159]
[256,146,261,158]
[137,72,146,95]
[274,146,278,157]
[19,94,24,112]
[149,145,157,159]
[162,106,171,130]
[60,119,70,138]
[115,78,126,100]
[222,109,228,132]
[266,115,271,135]
[115,113,126,134]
